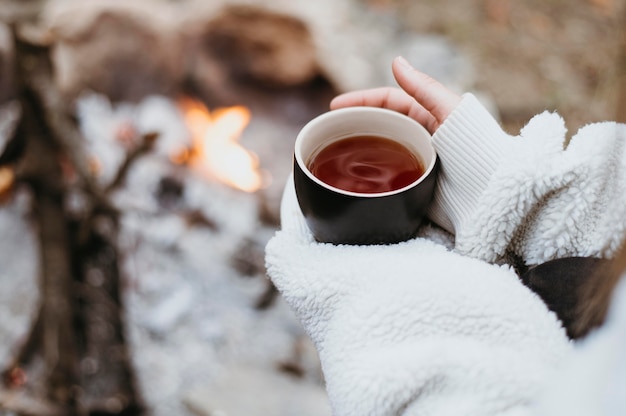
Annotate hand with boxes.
[330,56,461,135]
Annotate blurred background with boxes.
[0,0,624,415]
[377,0,626,133]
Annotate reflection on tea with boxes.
[307,135,424,193]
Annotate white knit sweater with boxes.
[265,94,626,415]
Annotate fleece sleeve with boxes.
[265,180,571,416]
[428,93,626,265]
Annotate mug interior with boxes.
[295,107,436,197]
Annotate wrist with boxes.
[427,93,511,233]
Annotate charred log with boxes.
[1,22,144,416]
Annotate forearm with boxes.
[429,94,626,265]
[266,224,570,416]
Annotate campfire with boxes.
[0,0,341,413]
[0,0,472,415]
[177,98,265,193]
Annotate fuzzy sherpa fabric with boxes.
[266,181,570,416]
[265,95,626,415]
[430,94,626,265]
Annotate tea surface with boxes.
[308,135,424,193]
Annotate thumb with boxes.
[392,56,461,131]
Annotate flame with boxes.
[178,98,264,192]
[0,166,15,201]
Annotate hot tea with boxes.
[307,135,424,194]
[294,106,437,244]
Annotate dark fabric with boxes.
[521,257,611,339]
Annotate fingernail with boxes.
[395,56,413,70]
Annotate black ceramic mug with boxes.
[293,106,438,245]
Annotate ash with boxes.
[0,94,330,416]
[85,94,328,416]
[0,189,39,369]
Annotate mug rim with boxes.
[294,106,437,198]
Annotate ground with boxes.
[367,0,625,135]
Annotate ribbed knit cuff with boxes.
[427,93,512,234]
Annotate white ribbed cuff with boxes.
[428,93,512,234]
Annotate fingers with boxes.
[330,87,410,110]
[330,87,439,134]
[392,56,461,130]
[329,57,461,134]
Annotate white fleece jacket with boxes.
[429,94,626,265]
[265,94,626,415]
